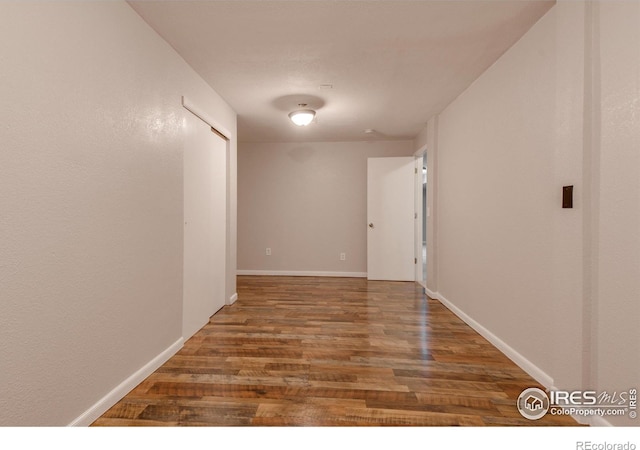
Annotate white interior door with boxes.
[183,116,227,341]
[367,157,415,281]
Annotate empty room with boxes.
[1,0,638,444]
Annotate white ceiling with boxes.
[128,0,555,143]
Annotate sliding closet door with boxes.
[183,114,227,341]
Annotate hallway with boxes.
[93,276,577,426]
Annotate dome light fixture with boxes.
[288,104,316,126]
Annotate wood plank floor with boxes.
[92,276,579,426]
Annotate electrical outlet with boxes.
[266,248,271,256]
[340,252,346,261]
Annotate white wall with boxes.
[419,1,640,426]
[595,1,640,427]
[0,1,236,426]
[238,141,414,275]
[434,1,584,390]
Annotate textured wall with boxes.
[595,1,640,426]
[0,1,236,425]
[418,1,640,426]
[431,1,585,390]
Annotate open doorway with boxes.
[414,149,427,288]
[422,154,427,284]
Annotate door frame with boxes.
[414,144,428,288]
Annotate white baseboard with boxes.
[68,337,184,426]
[430,290,554,389]
[424,287,438,300]
[237,270,367,278]
[227,292,238,305]
[432,290,613,427]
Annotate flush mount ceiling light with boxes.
[288,104,316,126]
